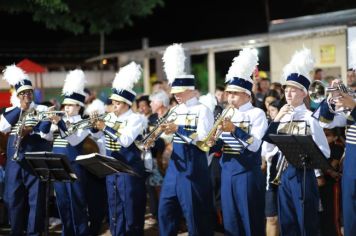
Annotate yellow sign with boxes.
[320,45,336,64]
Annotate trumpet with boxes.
[195,105,235,152]
[65,113,109,136]
[27,110,67,121]
[309,80,355,116]
[136,106,179,150]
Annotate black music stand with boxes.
[25,152,77,236]
[268,134,332,236]
[75,153,139,178]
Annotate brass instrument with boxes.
[195,105,235,152]
[270,105,295,185]
[27,110,67,121]
[309,80,355,116]
[271,154,287,185]
[12,109,26,161]
[12,109,66,161]
[65,113,109,136]
[136,106,179,150]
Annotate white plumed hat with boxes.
[110,62,142,105]
[225,48,259,95]
[62,69,87,106]
[2,64,32,94]
[282,47,315,92]
[85,99,106,115]
[163,43,195,94]
[199,93,217,113]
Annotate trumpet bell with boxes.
[308,80,327,103]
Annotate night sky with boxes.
[0,0,355,66]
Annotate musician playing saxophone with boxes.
[0,65,52,236]
[263,48,330,236]
[212,48,267,236]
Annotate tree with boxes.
[0,0,164,35]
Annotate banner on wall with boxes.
[320,44,336,64]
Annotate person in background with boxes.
[255,77,271,110]
[199,93,224,232]
[263,90,281,113]
[319,128,344,236]
[262,99,285,236]
[346,68,356,91]
[215,85,227,108]
[152,81,164,93]
[136,95,152,118]
[313,68,324,81]
[270,82,284,98]
[84,98,108,235]
[143,90,170,226]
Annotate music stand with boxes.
[25,152,77,236]
[268,134,333,236]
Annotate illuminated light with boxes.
[102,59,108,65]
[248,39,256,44]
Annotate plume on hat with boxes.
[282,47,315,81]
[2,64,29,86]
[350,39,356,71]
[112,62,142,92]
[199,93,217,113]
[225,48,259,83]
[85,99,105,115]
[163,43,186,84]
[10,90,20,107]
[62,69,87,96]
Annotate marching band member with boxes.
[50,69,91,236]
[313,40,356,236]
[158,44,215,236]
[0,65,52,235]
[264,48,330,236]
[91,62,147,236]
[217,48,267,236]
[84,98,108,235]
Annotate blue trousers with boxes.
[221,168,265,236]
[278,167,319,236]
[158,171,214,236]
[106,173,146,236]
[86,171,107,235]
[54,163,90,236]
[342,175,356,236]
[4,159,45,236]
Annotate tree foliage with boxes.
[0,0,164,34]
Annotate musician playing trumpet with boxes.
[48,69,92,235]
[264,48,330,236]
[211,48,268,236]
[158,44,215,236]
[313,56,356,234]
